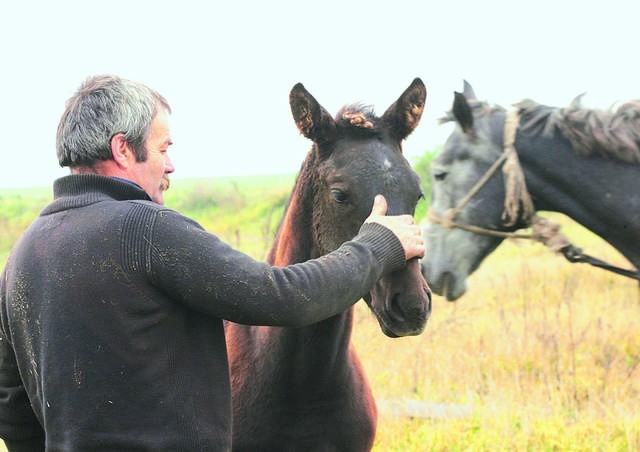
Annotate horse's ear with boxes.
[462,80,478,102]
[289,83,337,145]
[381,77,427,142]
[452,91,475,137]
[569,93,586,109]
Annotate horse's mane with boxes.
[335,103,384,137]
[442,95,640,164]
[515,97,640,164]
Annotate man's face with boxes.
[131,108,174,204]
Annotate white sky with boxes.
[2,0,639,189]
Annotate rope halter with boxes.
[426,110,640,281]
[428,110,534,239]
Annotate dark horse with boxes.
[422,81,640,301]
[225,79,431,451]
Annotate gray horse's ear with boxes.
[289,83,337,146]
[569,93,586,109]
[462,80,477,101]
[381,77,427,142]
[452,91,475,137]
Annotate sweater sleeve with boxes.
[0,271,45,452]
[137,209,406,326]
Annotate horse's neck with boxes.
[267,161,355,347]
[268,159,318,265]
[520,133,640,267]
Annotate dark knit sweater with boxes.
[0,175,406,451]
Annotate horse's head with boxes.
[422,81,531,301]
[288,78,431,337]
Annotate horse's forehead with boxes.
[438,131,469,165]
[327,140,410,179]
[439,122,502,166]
[334,135,400,160]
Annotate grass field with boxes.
[0,175,638,451]
[359,216,640,451]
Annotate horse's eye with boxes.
[434,171,447,181]
[331,189,348,204]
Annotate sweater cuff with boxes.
[354,222,406,273]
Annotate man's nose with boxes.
[165,156,175,173]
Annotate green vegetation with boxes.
[1,151,638,451]
[410,146,438,221]
[163,174,295,260]
[0,175,296,267]
[0,187,52,265]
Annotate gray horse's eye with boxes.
[331,189,348,204]
[433,171,447,181]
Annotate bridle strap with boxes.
[440,150,509,223]
[427,209,533,239]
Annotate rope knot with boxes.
[531,215,570,252]
[441,209,457,229]
[502,111,534,226]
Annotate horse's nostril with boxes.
[388,290,430,323]
[387,293,407,323]
[424,286,432,309]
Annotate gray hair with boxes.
[56,74,171,167]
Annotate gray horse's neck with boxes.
[519,131,640,268]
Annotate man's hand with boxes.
[364,194,425,260]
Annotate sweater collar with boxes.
[41,174,153,215]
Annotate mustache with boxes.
[160,175,171,191]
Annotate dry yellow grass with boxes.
[353,213,639,450]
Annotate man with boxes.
[0,75,425,451]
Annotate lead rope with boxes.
[531,216,640,280]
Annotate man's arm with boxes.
[139,197,421,327]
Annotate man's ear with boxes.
[110,133,133,168]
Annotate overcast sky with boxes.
[2,1,639,189]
